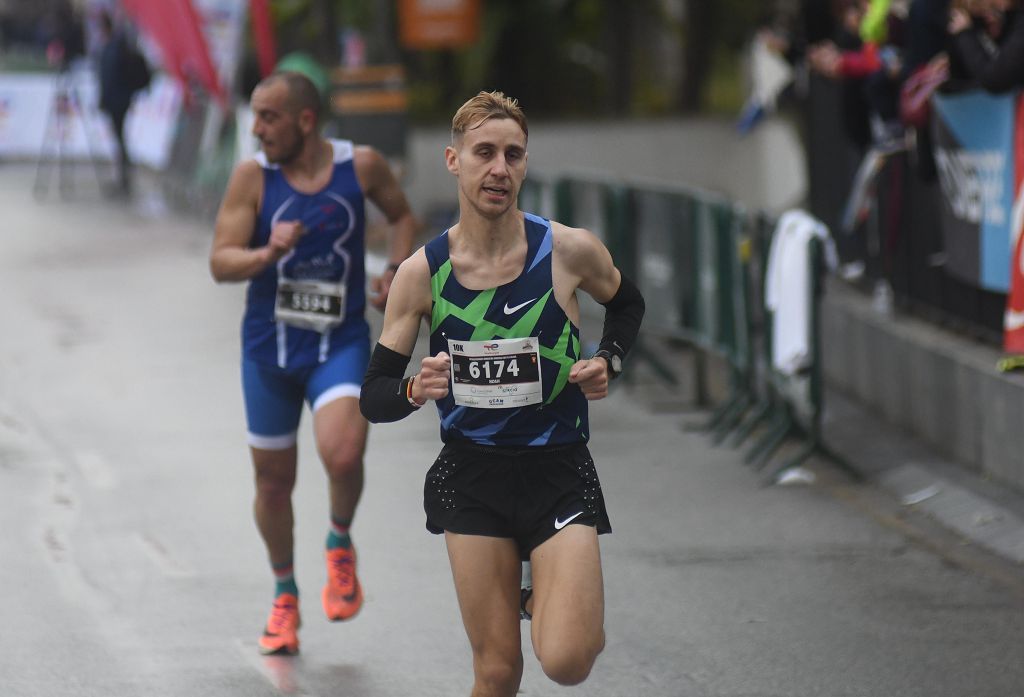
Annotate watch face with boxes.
[596,351,621,376]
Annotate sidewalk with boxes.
[814,275,1024,570]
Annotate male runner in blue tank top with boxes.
[210,71,417,656]
[361,91,644,696]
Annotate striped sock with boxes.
[326,516,352,550]
[273,560,298,598]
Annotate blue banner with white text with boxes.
[931,90,1017,292]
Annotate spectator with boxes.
[809,0,910,150]
[948,0,1024,92]
[805,0,875,149]
[896,0,951,180]
[903,0,951,73]
[96,10,148,197]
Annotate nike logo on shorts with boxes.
[503,298,538,315]
[554,511,583,530]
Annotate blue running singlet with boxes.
[425,213,589,447]
[242,139,369,370]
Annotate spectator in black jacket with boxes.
[904,0,951,72]
[949,0,1024,92]
[97,10,144,196]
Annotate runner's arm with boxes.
[360,251,450,422]
[355,146,418,310]
[209,160,273,282]
[557,225,645,394]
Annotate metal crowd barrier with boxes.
[745,216,829,480]
[520,172,833,480]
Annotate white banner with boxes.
[0,66,181,170]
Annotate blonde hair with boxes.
[451,91,528,144]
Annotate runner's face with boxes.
[447,117,527,219]
[251,82,305,165]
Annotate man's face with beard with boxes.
[251,80,306,165]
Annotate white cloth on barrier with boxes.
[749,33,794,112]
[765,209,837,376]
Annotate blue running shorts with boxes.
[241,336,370,450]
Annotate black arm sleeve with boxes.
[360,342,417,423]
[597,274,645,359]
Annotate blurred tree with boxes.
[312,0,339,64]
[678,0,717,112]
[605,0,634,115]
[270,0,340,66]
[265,0,765,119]
[677,0,768,112]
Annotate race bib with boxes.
[274,279,345,333]
[448,337,543,409]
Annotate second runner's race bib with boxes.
[275,279,346,333]
[447,337,543,409]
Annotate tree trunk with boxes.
[606,1,634,115]
[678,0,716,113]
[313,0,339,66]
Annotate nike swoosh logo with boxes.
[503,298,538,315]
[554,511,583,530]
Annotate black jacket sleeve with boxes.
[952,12,1024,93]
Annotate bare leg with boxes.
[445,533,524,697]
[251,445,298,567]
[312,397,367,522]
[529,525,605,685]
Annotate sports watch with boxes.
[592,350,622,380]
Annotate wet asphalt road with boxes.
[2,166,1024,697]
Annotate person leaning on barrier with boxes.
[360,90,644,696]
[210,70,417,656]
[948,0,1024,93]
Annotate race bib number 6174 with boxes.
[447,337,543,409]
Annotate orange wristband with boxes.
[406,375,421,409]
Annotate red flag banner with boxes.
[121,0,226,107]
[249,0,277,79]
[1005,93,1024,354]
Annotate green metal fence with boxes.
[520,172,835,480]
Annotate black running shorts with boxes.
[423,440,612,560]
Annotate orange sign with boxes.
[398,0,481,50]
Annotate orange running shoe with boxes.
[258,593,301,655]
[322,546,363,621]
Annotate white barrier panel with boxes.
[0,67,180,170]
[124,75,183,170]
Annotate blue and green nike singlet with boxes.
[425,213,589,447]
